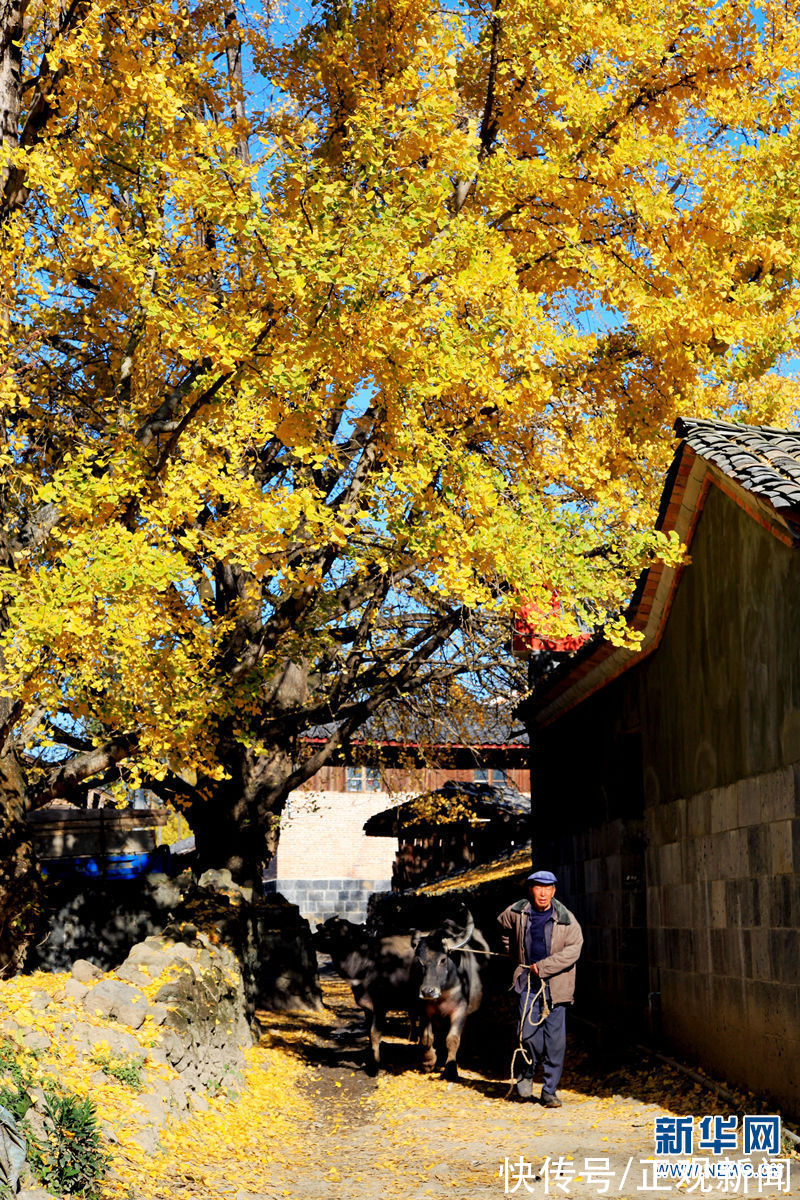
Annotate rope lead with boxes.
[506,967,549,1097]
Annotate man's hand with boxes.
[530,963,540,976]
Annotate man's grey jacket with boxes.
[497,898,583,1004]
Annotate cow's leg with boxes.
[420,1019,436,1071]
[366,1007,384,1076]
[407,996,423,1043]
[356,993,380,1076]
[442,1005,468,1081]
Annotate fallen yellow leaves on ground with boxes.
[0,962,315,1200]
[2,967,796,1200]
[103,1044,312,1200]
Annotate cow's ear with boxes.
[411,930,423,949]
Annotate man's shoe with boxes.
[540,1090,562,1108]
[516,1077,533,1099]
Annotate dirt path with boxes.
[253,972,792,1200]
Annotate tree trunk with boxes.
[188,659,310,885]
[190,741,295,888]
[0,751,40,975]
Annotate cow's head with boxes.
[411,909,474,1000]
[313,915,367,956]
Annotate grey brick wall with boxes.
[263,878,392,927]
[646,763,800,1115]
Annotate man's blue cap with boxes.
[527,870,557,885]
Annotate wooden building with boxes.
[28,801,168,879]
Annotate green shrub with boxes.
[91,1051,144,1091]
[0,1040,34,1122]
[25,1089,109,1198]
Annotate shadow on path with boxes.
[261,963,781,1129]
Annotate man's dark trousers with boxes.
[518,993,567,1095]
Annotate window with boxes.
[473,768,507,785]
[346,766,381,792]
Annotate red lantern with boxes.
[512,595,591,655]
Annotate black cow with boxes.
[314,916,416,1075]
[411,907,489,1081]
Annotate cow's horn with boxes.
[443,911,474,951]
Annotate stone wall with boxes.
[0,932,253,1187]
[264,876,391,927]
[164,883,323,1015]
[535,675,648,1031]
[30,873,322,1014]
[646,763,800,1113]
[28,873,185,973]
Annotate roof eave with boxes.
[533,439,800,727]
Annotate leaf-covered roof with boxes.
[363,779,530,835]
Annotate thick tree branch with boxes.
[28,732,137,809]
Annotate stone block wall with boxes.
[532,485,800,1116]
[263,877,391,927]
[535,677,649,1032]
[646,762,800,1116]
[30,875,323,1014]
[29,874,185,972]
[538,813,648,1028]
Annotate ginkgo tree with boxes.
[2,0,800,967]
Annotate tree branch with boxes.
[28,732,137,809]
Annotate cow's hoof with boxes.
[442,1063,459,1082]
[365,1060,379,1077]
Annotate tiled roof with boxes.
[416,843,532,895]
[675,417,800,512]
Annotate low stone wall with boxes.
[30,872,323,1015]
[2,932,253,1171]
[28,873,185,973]
[165,883,323,1015]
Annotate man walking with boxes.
[497,869,583,1107]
